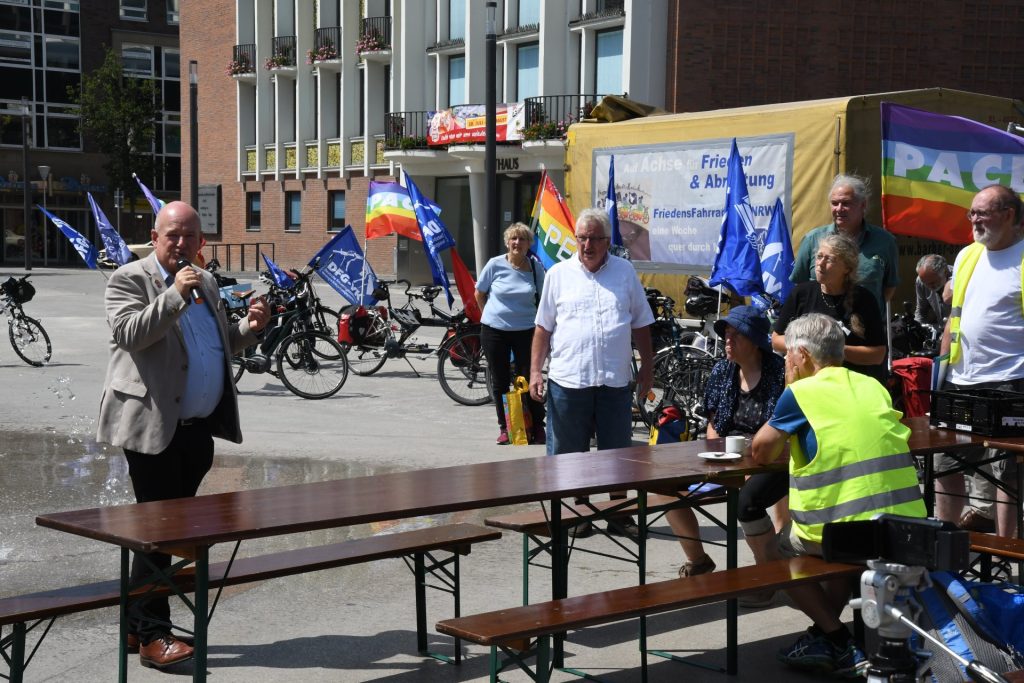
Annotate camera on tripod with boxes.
[821,515,1009,683]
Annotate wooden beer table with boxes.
[35,440,772,682]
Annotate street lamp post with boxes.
[21,98,31,271]
[113,188,123,234]
[189,60,199,211]
[485,2,498,256]
[38,165,49,266]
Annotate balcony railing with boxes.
[230,43,256,74]
[269,35,296,68]
[384,111,432,150]
[521,94,606,140]
[358,16,391,52]
[311,26,341,62]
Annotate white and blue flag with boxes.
[308,226,379,305]
[708,139,765,297]
[759,197,794,307]
[87,192,132,266]
[260,253,296,289]
[403,171,456,308]
[37,205,98,269]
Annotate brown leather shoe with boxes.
[139,635,193,669]
[958,508,996,533]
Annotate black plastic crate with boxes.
[929,388,1024,436]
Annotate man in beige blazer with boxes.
[97,201,268,669]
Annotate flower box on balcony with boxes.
[226,56,254,76]
[264,54,291,70]
[306,44,339,64]
[355,32,390,55]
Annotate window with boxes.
[46,115,79,148]
[0,31,32,63]
[518,0,540,25]
[44,36,79,69]
[448,55,465,106]
[328,191,346,232]
[595,28,623,95]
[448,0,465,40]
[121,44,153,75]
[120,0,146,21]
[163,49,179,79]
[246,193,261,231]
[166,0,179,24]
[516,43,539,100]
[285,191,301,231]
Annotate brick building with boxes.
[0,0,180,268]
[181,0,663,279]
[664,0,1024,112]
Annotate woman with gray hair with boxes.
[772,233,887,382]
[475,222,546,444]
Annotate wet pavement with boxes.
[0,268,824,682]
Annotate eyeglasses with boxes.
[966,207,1007,221]
[576,235,608,243]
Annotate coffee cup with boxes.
[725,435,749,455]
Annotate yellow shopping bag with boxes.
[502,376,532,446]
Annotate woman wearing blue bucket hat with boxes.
[665,305,786,602]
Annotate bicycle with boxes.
[635,287,716,429]
[231,269,349,399]
[338,279,490,406]
[1,275,52,367]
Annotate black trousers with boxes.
[480,324,545,429]
[737,471,789,524]
[124,420,214,644]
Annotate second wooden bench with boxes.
[0,522,500,682]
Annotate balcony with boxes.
[569,0,625,29]
[229,43,256,81]
[267,35,297,75]
[357,16,392,61]
[310,26,342,68]
[384,111,432,150]
[521,94,605,141]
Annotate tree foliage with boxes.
[69,47,160,211]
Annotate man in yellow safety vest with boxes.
[752,313,925,677]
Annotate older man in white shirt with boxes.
[530,208,654,457]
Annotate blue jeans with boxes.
[546,380,633,455]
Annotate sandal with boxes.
[678,554,716,577]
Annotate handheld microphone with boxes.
[175,258,204,304]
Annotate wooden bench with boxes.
[437,555,862,682]
[969,531,1024,581]
[485,489,730,604]
[0,523,500,682]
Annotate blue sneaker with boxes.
[832,642,867,678]
[777,628,836,674]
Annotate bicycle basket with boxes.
[2,277,34,304]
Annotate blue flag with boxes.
[260,252,296,289]
[607,155,622,247]
[708,139,764,297]
[759,198,794,307]
[308,226,379,305]
[87,192,132,266]
[132,173,165,215]
[37,205,97,269]
[403,171,456,307]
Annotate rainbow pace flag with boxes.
[529,173,577,270]
[365,180,421,240]
[881,102,1024,244]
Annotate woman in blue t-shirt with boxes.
[475,223,546,445]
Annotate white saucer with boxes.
[698,451,742,461]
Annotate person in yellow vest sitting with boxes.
[935,184,1024,539]
[751,313,925,677]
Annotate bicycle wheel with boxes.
[9,315,52,366]
[276,331,349,399]
[437,328,491,406]
[312,305,341,337]
[343,311,389,376]
[636,347,716,427]
[232,344,256,384]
